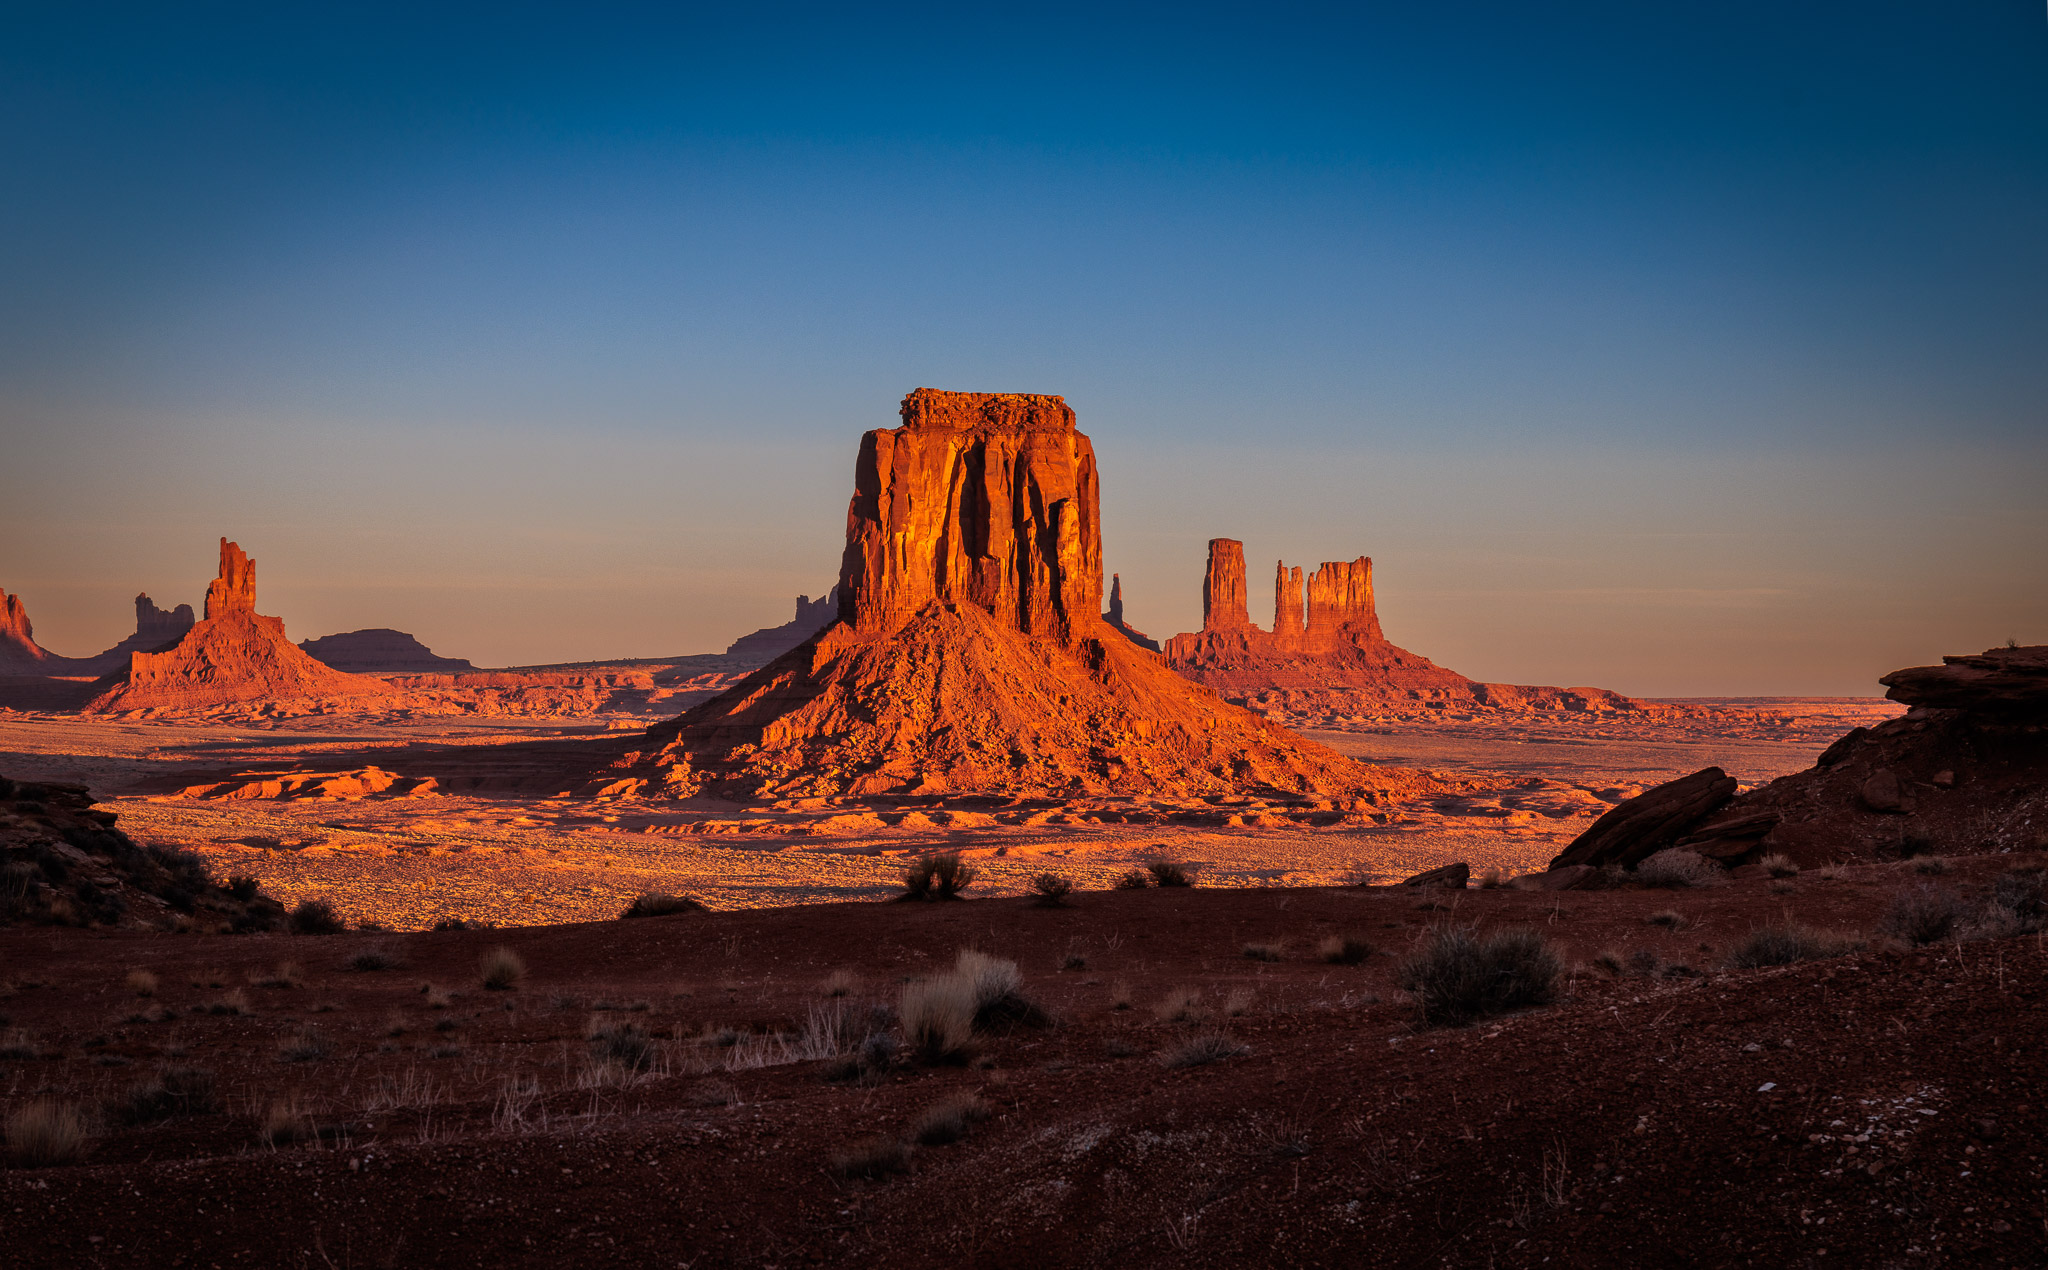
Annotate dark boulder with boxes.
[1548,767,1739,871]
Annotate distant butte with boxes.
[586,389,1421,802]
[724,589,840,660]
[1163,537,1643,721]
[0,587,50,667]
[84,539,397,713]
[300,629,477,674]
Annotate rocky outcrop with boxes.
[725,590,840,660]
[1103,574,1159,651]
[83,539,397,714]
[1880,644,2048,718]
[0,588,50,666]
[584,390,1427,803]
[299,629,477,674]
[1546,767,1740,870]
[1162,540,1645,724]
[135,595,196,645]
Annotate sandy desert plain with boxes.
[2,390,2044,1269]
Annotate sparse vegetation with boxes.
[1913,856,1951,876]
[287,899,343,935]
[1759,853,1799,878]
[620,892,706,919]
[1113,870,1151,890]
[1988,867,2048,933]
[955,950,1047,1031]
[254,961,302,989]
[1396,926,1561,1027]
[1108,981,1133,1010]
[1881,885,1972,946]
[900,850,977,901]
[1223,987,1256,1017]
[1029,873,1074,907]
[258,1097,308,1147]
[479,945,526,991]
[1477,868,1507,889]
[348,947,397,972]
[277,1026,329,1062]
[126,969,157,997]
[1154,986,1207,1024]
[1727,924,1851,969]
[1160,1033,1247,1068]
[587,1019,654,1072]
[1633,849,1723,889]
[912,1093,990,1145]
[1146,859,1193,887]
[899,976,976,1064]
[226,874,261,902]
[1319,935,1371,964]
[821,968,859,998]
[1646,910,1684,929]
[1241,942,1284,962]
[204,990,249,1016]
[112,1065,218,1125]
[832,1135,909,1180]
[5,1100,89,1167]
[1060,952,1087,971]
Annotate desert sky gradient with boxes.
[2,2,2043,695]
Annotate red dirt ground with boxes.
[3,856,2043,1268]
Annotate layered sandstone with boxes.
[300,629,477,674]
[1163,539,1643,723]
[725,590,840,660]
[587,390,1420,802]
[84,539,397,714]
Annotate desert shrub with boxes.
[1223,987,1256,1017]
[277,1027,329,1062]
[112,1065,218,1125]
[1913,855,1951,876]
[479,946,526,991]
[257,1098,308,1147]
[900,851,977,902]
[1396,927,1561,1027]
[1645,910,1684,930]
[348,947,397,972]
[1881,885,1972,946]
[912,1093,991,1146]
[1107,981,1133,1010]
[204,990,249,1016]
[1769,880,1797,895]
[1113,870,1151,890]
[1477,868,1507,889]
[255,961,302,989]
[620,892,706,919]
[1154,986,1207,1024]
[1726,924,1847,969]
[821,968,859,998]
[1758,853,1800,879]
[432,917,491,931]
[287,900,343,935]
[5,1100,89,1167]
[1241,942,1284,962]
[1633,849,1722,890]
[1319,935,1371,965]
[899,977,976,1064]
[954,950,1047,1031]
[1029,873,1074,907]
[588,1020,654,1071]
[832,1136,909,1180]
[1146,859,1193,888]
[1160,1033,1248,1068]
[126,969,158,997]
[1592,950,1624,976]
[1989,867,2048,932]
[225,874,261,902]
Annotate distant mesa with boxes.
[587,388,1420,802]
[0,587,50,667]
[300,629,477,674]
[1163,537,1642,721]
[724,589,840,660]
[1102,574,1159,651]
[83,539,397,714]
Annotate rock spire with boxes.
[1201,539,1250,632]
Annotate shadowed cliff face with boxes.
[838,389,1101,644]
[0,588,49,665]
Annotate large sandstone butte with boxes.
[84,540,396,714]
[1164,538,1642,721]
[589,389,1418,802]
[300,628,477,674]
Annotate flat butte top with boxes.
[897,388,1076,434]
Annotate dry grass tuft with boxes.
[1477,868,1507,890]
[1108,980,1134,1011]
[1645,910,1685,929]
[1030,873,1074,907]
[254,961,302,990]
[125,969,158,998]
[114,1065,218,1125]
[587,1019,655,1072]
[1881,885,1972,946]
[1318,935,1371,965]
[1241,942,1284,962]
[1154,986,1207,1024]
[257,1097,309,1147]
[620,892,707,919]
[5,1100,89,1167]
[821,968,860,998]
[1146,858,1194,888]
[204,989,250,1016]
[900,851,977,902]
[899,977,976,1065]
[832,1135,909,1180]
[1396,927,1561,1027]
[1223,987,1256,1017]
[1160,1033,1247,1068]
[1758,853,1800,879]
[287,899,343,935]
[1633,849,1723,889]
[1726,924,1854,969]
[276,1026,329,1062]
[347,947,397,972]
[1113,869,1151,890]
[911,1092,991,1146]
[479,946,526,991]
[954,950,1048,1032]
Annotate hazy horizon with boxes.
[4,4,2043,696]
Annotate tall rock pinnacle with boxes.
[1201,539,1250,632]
[204,539,257,619]
[1274,563,1306,647]
[1,588,49,665]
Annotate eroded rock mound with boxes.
[0,587,51,666]
[725,590,840,660]
[589,390,1423,803]
[300,628,477,673]
[83,539,397,714]
[1164,538,1644,724]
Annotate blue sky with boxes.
[2,2,2043,693]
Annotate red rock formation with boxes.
[0,588,50,666]
[1880,644,2048,717]
[83,539,396,713]
[725,590,840,660]
[587,390,1420,802]
[299,629,477,674]
[1163,540,1644,723]
[135,594,196,645]
[1102,574,1160,652]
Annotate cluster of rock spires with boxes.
[1543,642,2048,877]
[2,587,198,679]
[82,540,396,714]
[587,389,1423,802]
[1161,538,1640,718]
